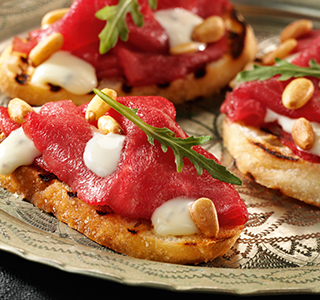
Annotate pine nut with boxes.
[41,8,69,28]
[280,19,313,43]
[282,78,314,109]
[8,98,34,124]
[192,16,225,43]
[262,38,297,65]
[189,198,219,237]
[85,88,117,122]
[169,42,199,55]
[292,117,315,150]
[98,115,124,135]
[29,33,64,67]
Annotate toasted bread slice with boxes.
[0,163,244,264]
[222,118,320,207]
[0,8,257,106]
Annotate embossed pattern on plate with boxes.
[1,0,320,295]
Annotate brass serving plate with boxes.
[1,0,320,295]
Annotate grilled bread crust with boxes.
[0,163,244,265]
[222,118,320,207]
[0,9,257,106]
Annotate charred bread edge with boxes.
[222,117,320,207]
[0,9,257,106]
[0,163,244,265]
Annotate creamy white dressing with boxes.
[264,109,320,156]
[0,127,41,175]
[83,130,125,177]
[151,198,200,236]
[154,8,206,50]
[31,51,97,95]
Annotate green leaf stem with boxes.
[96,0,143,54]
[237,58,320,85]
[93,88,242,185]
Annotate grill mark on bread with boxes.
[121,83,133,93]
[38,173,58,182]
[194,67,207,79]
[67,191,78,198]
[157,82,170,88]
[250,140,299,161]
[20,56,28,64]
[95,205,114,215]
[184,242,197,246]
[15,73,29,85]
[48,83,61,92]
[227,10,247,59]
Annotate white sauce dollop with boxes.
[154,8,205,50]
[31,51,97,95]
[264,109,320,156]
[0,127,41,175]
[83,131,125,177]
[151,198,200,236]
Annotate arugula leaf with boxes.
[93,88,242,185]
[236,58,320,85]
[148,0,157,10]
[95,0,144,54]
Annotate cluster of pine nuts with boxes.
[170,15,225,55]
[262,38,297,65]
[85,88,124,135]
[281,20,316,151]
[261,19,316,151]
[281,78,315,150]
[262,19,313,65]
[189,197,219,237]
[280,19,313,43]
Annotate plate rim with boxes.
[1,205,320,295]
[1,1,320,295]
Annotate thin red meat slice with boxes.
[221,30,320,163]
[12,36,37,55]
[28,0,168,53]
[293,29,320,56]
[125,0,169,53]
[116,36,227,86]
[71,42,123,79]
[221,76,320,126]
[221,78,320,164]
[21,98,247,226]
[0,107,20,137]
